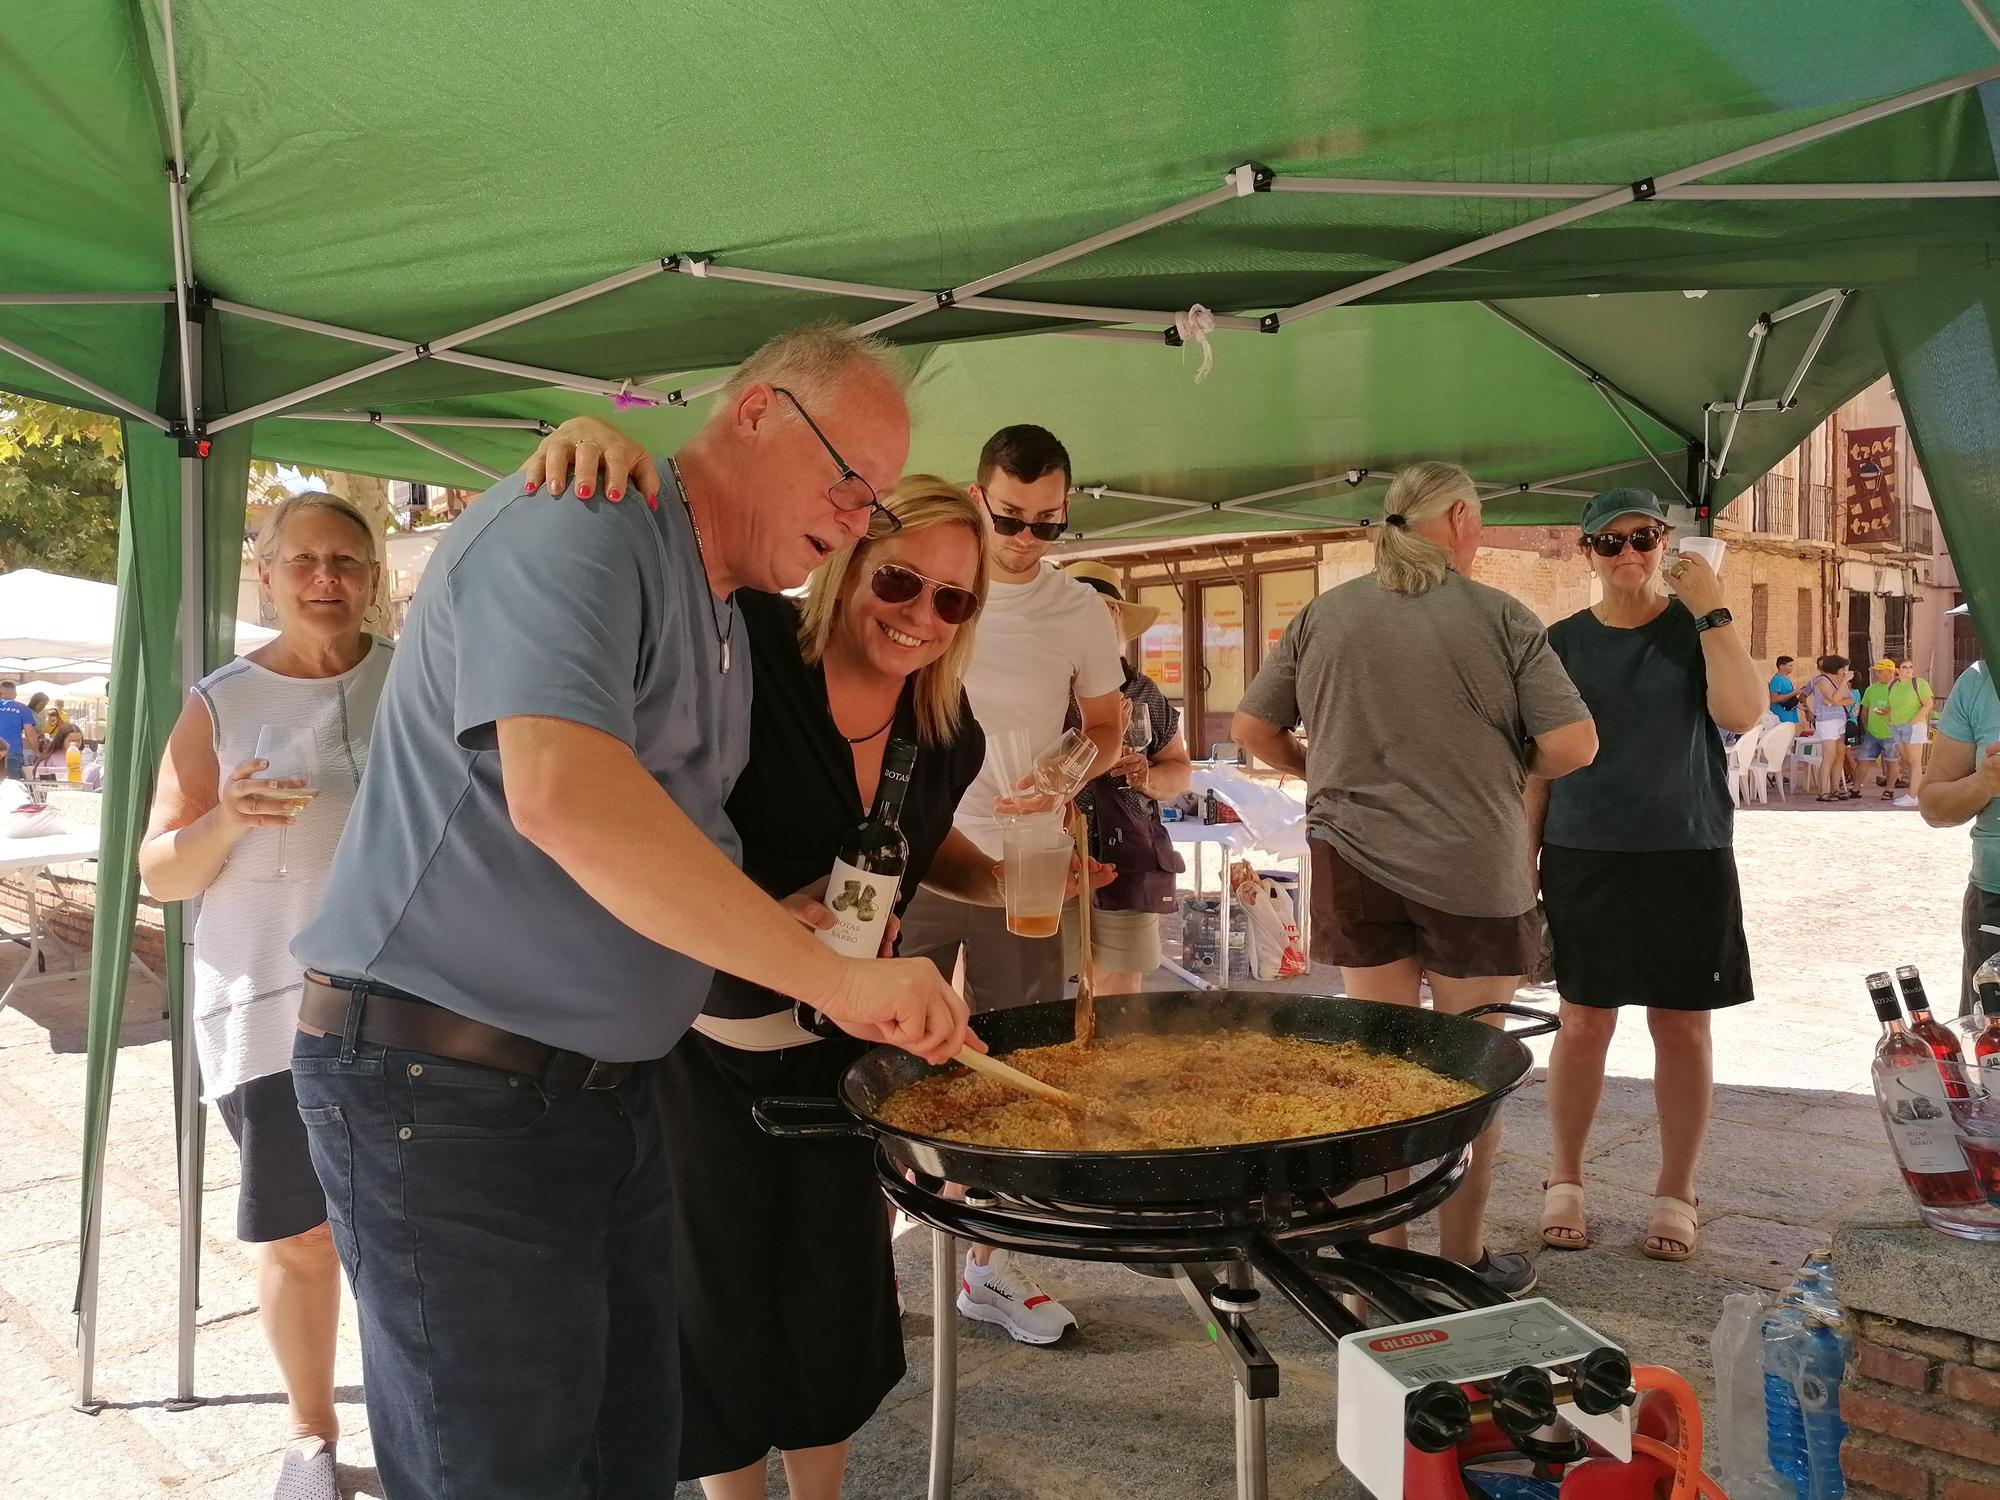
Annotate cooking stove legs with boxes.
[929,1228,959,1500]
[924,1234,1280,1500]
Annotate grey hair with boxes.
[254,491,379,568]
[713,322,909,422]
[1373,461,1479,596]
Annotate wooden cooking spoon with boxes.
[1070,809,1097,1047]
[953,1046,1145,1137]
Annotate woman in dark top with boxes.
[655,475,1011,1500]
[1526,489,1765,1265]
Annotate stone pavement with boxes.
[0,796,1974,1498]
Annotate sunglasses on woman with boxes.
[1581,525,1667,558]
[870,563,981,625]
[979,491,1067,542]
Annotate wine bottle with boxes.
[818,739,916,959]
[1867,972,1982,1210]
[1896,964,1965,1069]
[1975,977,2000,1078]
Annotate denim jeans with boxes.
[292,1021,677,1499]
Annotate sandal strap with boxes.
[1650,1195,1699,1229]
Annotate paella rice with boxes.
[875,1031,1478,1151]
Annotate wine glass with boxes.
[251,725,321,880]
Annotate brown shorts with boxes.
[1310,837,1540,981]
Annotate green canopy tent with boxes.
[6,0,2000,1410]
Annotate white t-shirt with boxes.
[955,563,1124,859]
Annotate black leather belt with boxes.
[299,973,636,1091]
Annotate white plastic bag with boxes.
[1233,863,1307,980]
[1712,1292,1788,1498]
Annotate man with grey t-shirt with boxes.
[1235,461,1594,1295]
[291,328,973,1500]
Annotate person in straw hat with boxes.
[1063,562,1191,994]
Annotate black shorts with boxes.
[653,1029,903,1479]
[1540,845,1754,1011]
[214,1069,328,1243]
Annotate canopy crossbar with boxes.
[283,411,552,432]
[1703,290,1847,481]
[1961,0,2000,53]
[1478,301,1697,445]
[1275,176,2000,200]
[1274,62,2000,324]
[206,257,680,433]
[0,331,171,431]
[0,292,173,306]
[377,420,502,481]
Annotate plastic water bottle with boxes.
[1795,1312,1849,1498]
[1762,1300,1810,1494]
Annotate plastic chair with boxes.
[1724,723,1765,807]
[1753,722,1797,803]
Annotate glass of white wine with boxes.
[250,725,320,880]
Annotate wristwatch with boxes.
[1692,607,1733,634]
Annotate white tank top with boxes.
[190,639,392,1100]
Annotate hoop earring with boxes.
[258,595,276,626]
[362,601,385,630]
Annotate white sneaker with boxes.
[1895,795,1919,808]
[956,1249,1077,1345]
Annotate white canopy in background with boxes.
[0,568,275,674]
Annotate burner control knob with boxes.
[1489,1365,1558,1440]
[1569,1347,1635,1416]
[1405,1382,1472,1454]
[1208,1284,1261,1317]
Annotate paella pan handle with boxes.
[1460,1002,1560,1039]
[753,1096,871,1140]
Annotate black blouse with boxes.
[706,590,987,1020]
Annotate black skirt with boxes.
[1539,845,1755,1011]
[654,1029,904,1479]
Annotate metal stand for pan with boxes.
[882,1148,1508,1500]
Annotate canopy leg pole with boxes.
[73,1166,107,1411]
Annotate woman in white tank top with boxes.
[140,493,390,1500]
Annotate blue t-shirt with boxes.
[0,699,37,763]
[295,466,753,1061]
[1937,660,2000,897]
[1768,673,1798,724]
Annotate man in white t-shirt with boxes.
[900,423,1124,1345]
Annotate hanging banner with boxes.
[1842,425,1901,547]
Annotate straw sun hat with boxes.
[1065,562,1162,641]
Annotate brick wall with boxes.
[0,868,167,976]
[1841,1310,2000,1498]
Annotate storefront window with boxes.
[1200,583,1245,757]
[1258,568,1316,658]
[1135,584,1183,700]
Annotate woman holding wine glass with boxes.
[139,492,390,1500]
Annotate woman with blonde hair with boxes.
[1233,460,1596,1295]
[139,490,389,1500]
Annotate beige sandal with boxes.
[1644,1196,1699,1261]
[1540,1181,1589,1250]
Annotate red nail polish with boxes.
[524,481,538,494]
[577,485,592,499]
[607,488,622,501]
[646,493,659,512]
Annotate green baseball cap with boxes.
[1578,487,1670,534]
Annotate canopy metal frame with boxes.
[6,26,1997,1413]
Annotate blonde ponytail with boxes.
[1373,461,1479,596]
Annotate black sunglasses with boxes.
[978,488,1067,542]
[1581,525,1667,558]
[771,386,900,535]
[870,563,981,625]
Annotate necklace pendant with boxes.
[720,639,731,675]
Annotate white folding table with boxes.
[0,827,106,1014]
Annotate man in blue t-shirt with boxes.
[1767,655,1799,725]
[1920,617,2000,1014]
[0,682,41,779]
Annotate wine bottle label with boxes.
[818,859,897,958]
[1874,1059,1973,1175]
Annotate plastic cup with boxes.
[1675,534,1726,576]
[1001,818,1072,939]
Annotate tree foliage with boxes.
[0,428,122,580]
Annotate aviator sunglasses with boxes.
[870,562,981,625]
[1581,524,1668,558]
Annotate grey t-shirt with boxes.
[1237,572,1586,919]
[294,468,752,1062]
